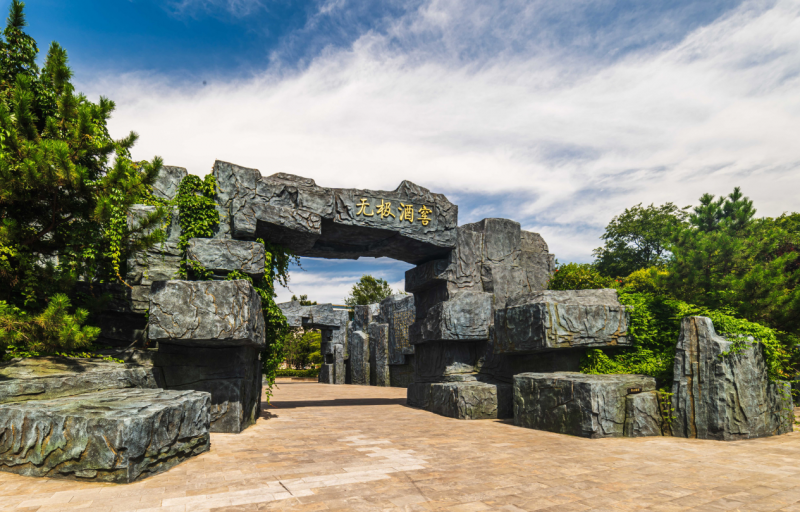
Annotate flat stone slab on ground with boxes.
[514,372,657,438]
[0,357,161,405]
[148,280,265,348]
[410,381,512,419]
[0,388,210,483]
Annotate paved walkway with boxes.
[2,382,800,512]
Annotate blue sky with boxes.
[17,0,800,303]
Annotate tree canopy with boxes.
[344,275,394,306]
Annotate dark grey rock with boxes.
[213,160,458,264]
[186,238,266,279]
[319,364,333,384]
[379,294,416,365]
[0,388,210,483]
[520,230,548,254]
[513,372,656,438]
[0,357,161,405]
[406,382,431,409]
[349,330,370,386]
[495,289,630,354]
[369,323,390,387]
[278,302,348,330]
[152,166,188,201]
[624,391,662,438]
[334,344,345,385]
[430,381,512,420]
[149,280,265,348]
[410,292,492,344]
[155,344,261,433]
[389,358,416,388]
[671,316,793,440]
[413,341,480,383]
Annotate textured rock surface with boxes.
[380,294,416,365]
[334,344,345,385]
[349,330,370,386]
[0,388,210,483]
[406,382,432,409]
[413,342,480,383]
[279,302,348,330]
[410,292,492,344]
[149,280,265,348]
[155,344,261,433]
[369,323,390,387]
[212,160,458,264]
[319,364,333,384]
[389,358,416,388]
[152,166,188,201]
[495,289,630,353]
[623,391,662,438]
[186,239,266,278]
[429,381,512,420]
[0,357,161,405]
[671,316,793,440]
[514,372,657,438]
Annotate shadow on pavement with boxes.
[265,398,407,409]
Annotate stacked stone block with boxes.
[279,302,349,385]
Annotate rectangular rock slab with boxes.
[514,372,656,438]
[0,357,161,405]
[186,239,266,279]
[369,323,390,387]
[334,344,345,385]
[624,391,663,437]
[149,280,265,348]
[410,291,492,344]
[430,381,512,420]
[671,316,793,440]
[319,364,334,384]
[155,344,262,434]
[349,330,370,386]
[0,388,210,483]
[495,289,630,353]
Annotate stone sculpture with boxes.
[671,316,793,440]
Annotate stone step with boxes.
[0,388,210,483]
[0,357,162,405]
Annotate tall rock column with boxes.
[671,316,793,440]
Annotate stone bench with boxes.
[0,388,210,483]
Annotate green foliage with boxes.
[622,266,669,294]
[0,294,99,356]
[283,329,321,369]
[344,275,394,306]
[581,290,793,384]
[0,2,166,358]
[291,294,317,306]
[547,262,616,291]
[593,202,688,278]
[275,368,320,378]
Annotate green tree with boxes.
[344,275,394,306]
[283,329,321,369]
[291,294,317,306]
[0,1,166,356]
[593,202,688,278]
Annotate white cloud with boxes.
[166,0,265,17]
[89,0,800,266]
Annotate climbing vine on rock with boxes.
[175,174,219,278]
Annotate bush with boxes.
[275,368,320,378]
[581,290,793,385]
[548,262,617,291]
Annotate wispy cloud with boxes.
[88,0,800,267]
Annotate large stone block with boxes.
[0,357,161,405]
[186,238,266,279]
[155,344,262,433]
[413,341,481,383]
[152,166,188,201]
[0,388,210,483]
[349,330,370,386]
[410,292,492,344]
[380,294,416,365]
[334,344,345,385]
[430,381,512,420]
[149,280,265,348]
[390,359,416,388]
[406,382,432,409]
[369,323,390,387]
[278,302,348,330]
[513,372,657,438]
[623,391,662,438]
[495,289,630,354]
[671,316,793,440]
[319,364,333,384]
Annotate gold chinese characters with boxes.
[355,198,433,226]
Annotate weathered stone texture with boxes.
[0,388,210,483]
[349,330,370,386]
[410,292,492,344]
[624,391,662,438]
[186,239,266,278]
[152,166,188,201]
[379,295,416,365]
[155,344,261,433]
[406,382,431,409]
[671,316,793,440]
[369,323,390,387]
[334,344,345,385]
[495,289,630,354]
[414,342,480,383]
[149,280,265,348]
[429,381,512,420]
[212,160,458,264]
[513,372,656,438]
[0,357,161,405]
[389,358,416,388]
